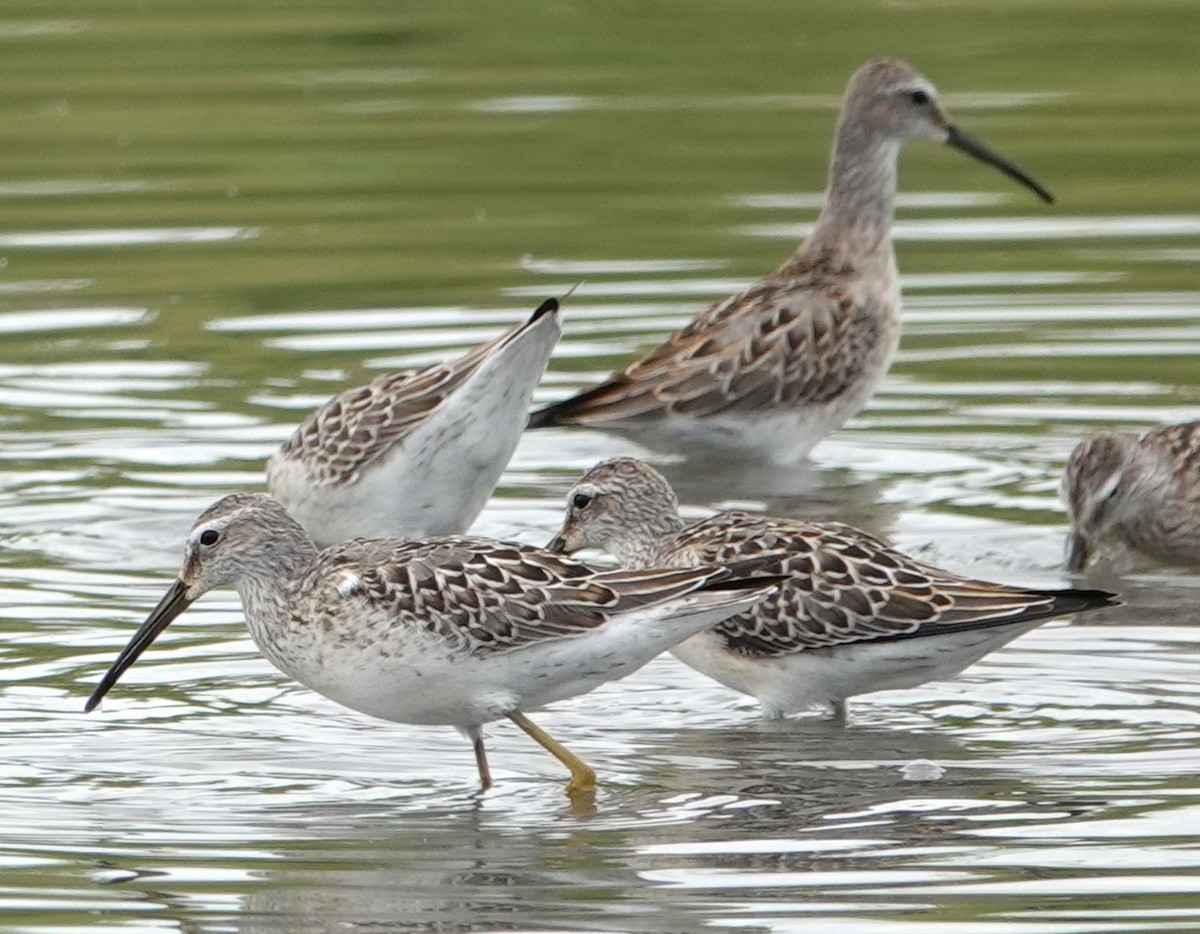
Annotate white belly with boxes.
[248,583,765,729]
[267,439,498,545]
[670,622,1042,718]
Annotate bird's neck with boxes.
[233,534,320,643]
[802,122,900,265]
[610,512,688,569]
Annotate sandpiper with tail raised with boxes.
[269,297,562,547]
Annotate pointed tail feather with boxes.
[527,375,646,429]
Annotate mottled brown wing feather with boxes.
[669,514,1108,657]
[530,268,880,426]
[299,536,738,655]
[278,325,515,486]
[1146,420,1200,475]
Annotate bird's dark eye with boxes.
[572,493,592,510]
[199,529,220,546]
[908,89,930,105]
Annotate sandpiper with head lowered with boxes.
[547,458,1116,719]
[1063,420,1200,571]
[268,297,562,547]
[528,60,1054,465]
[84,493,781,797]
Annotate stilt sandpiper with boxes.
[269,298,561,546]
[85,492,781,796]
[548,458,1116,719]
[528,60,1053,465]
[1064,420,1200,571]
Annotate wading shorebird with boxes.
[84,493,782,797]
[547,458,1116,719]
[1063,420,1200,571]
[268,297,562,547]
[527,60,1054,464]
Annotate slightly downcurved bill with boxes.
[946,125,1055,204]
[84,578,193,712]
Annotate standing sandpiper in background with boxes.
[528,60,1054,464]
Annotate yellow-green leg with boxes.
[507,710,597,796]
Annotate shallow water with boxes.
[3,1,1200,931]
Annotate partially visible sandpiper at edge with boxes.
[1064,420,1200,571]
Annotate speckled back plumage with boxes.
[276,322,521,487]
[1145,420,1200,472]
[292,534,755,656]
[87,491,786,791]
[531,261,886,426]
[89,492,784,716]
[662,513,1099,656]
[267,299,563,545]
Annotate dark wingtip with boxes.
[527,402,564,430]
[702,572,791,593]
[529,297,560,322]
[703,554,790,592]
[526,376,624,431]
[1052,587,1121,615]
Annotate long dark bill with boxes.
[946,125,1054,204]
[545,533,567,553]
[84,578,193,713]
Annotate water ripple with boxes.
[0,227,262,248]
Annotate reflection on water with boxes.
[1,0,1199,931]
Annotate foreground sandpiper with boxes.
[268,297,562,547]
[1063,420,1200,571]
[528,60,1054,464]
[548,458,1116,719]
[85,493,781,796]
